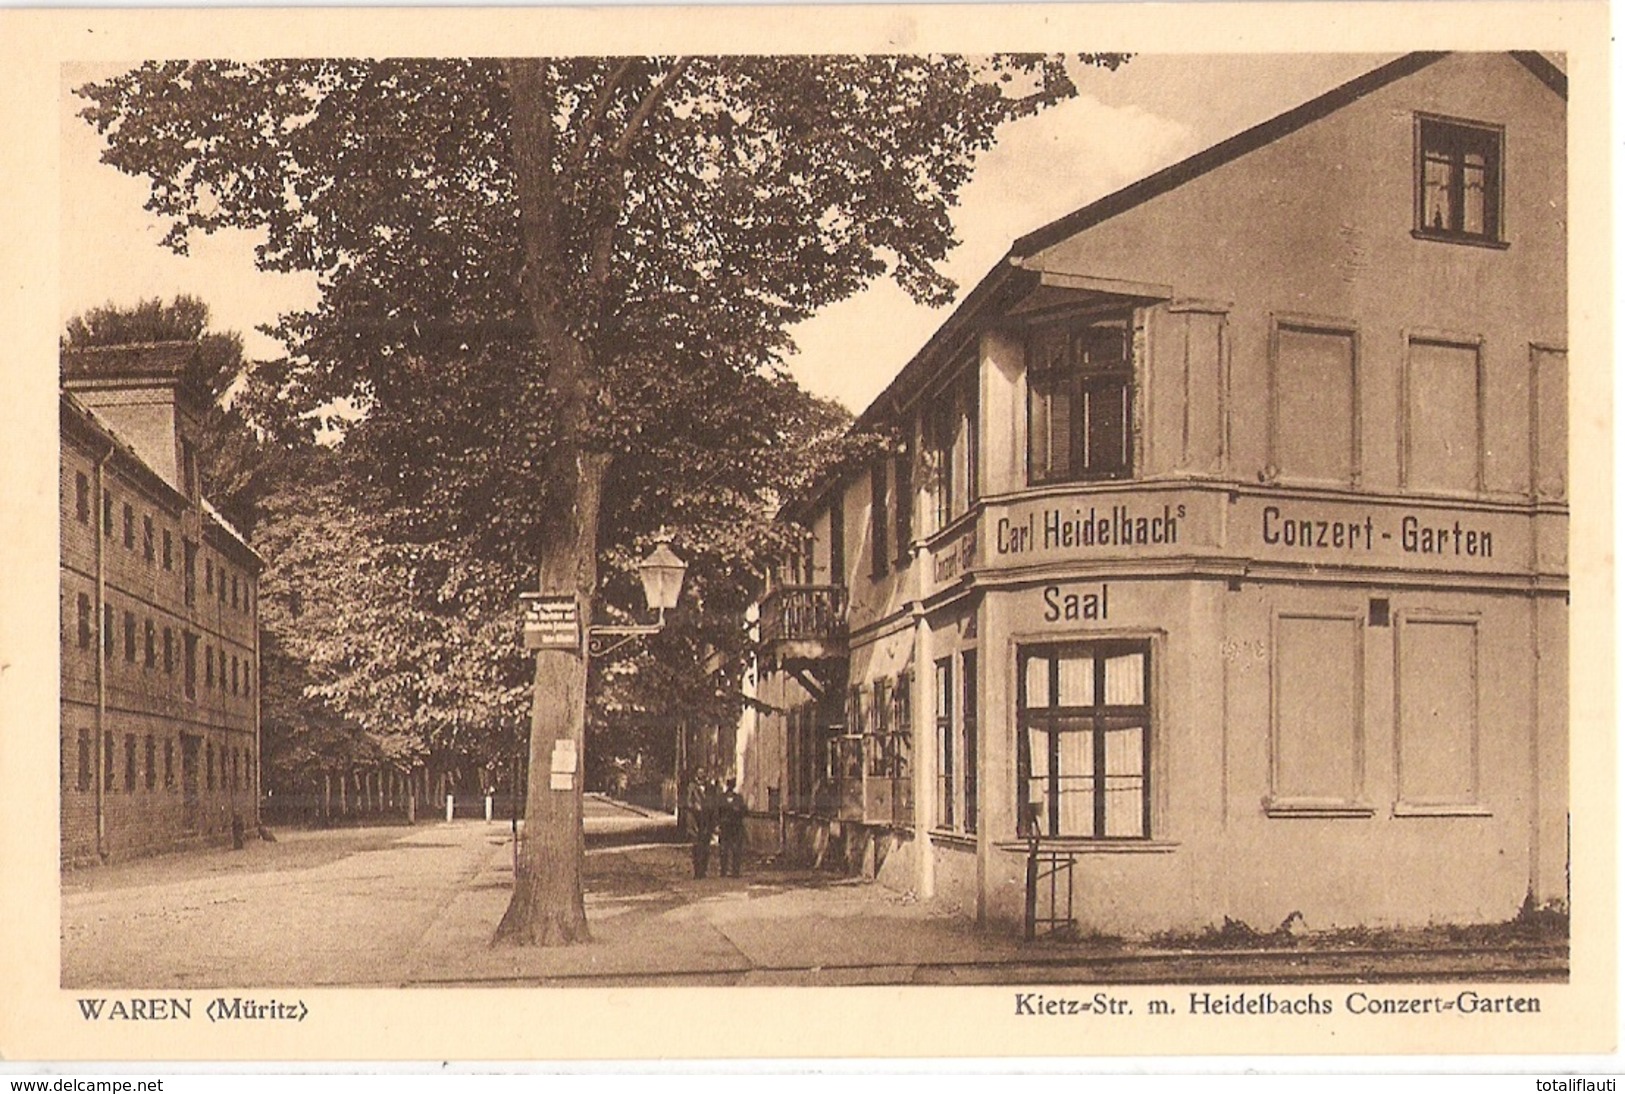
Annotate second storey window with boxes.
[869,461,889,579]
[893,441,913,567]
[929,365,979,530]
[1028,316,1133,485]
[183,632,198,700]
[184,539,197,606]
[1271,320,1358,485]
[828,497,845,584]
[1416,115,1504,246]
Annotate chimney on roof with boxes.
[60,341,209,499]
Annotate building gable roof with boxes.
[803,51,1565,520]
[61,390,188,513]
[1010,52,1441,258]
[853,52,1563,432]
[1014,51,1563,259]
[60,388,265,571]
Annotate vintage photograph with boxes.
[51,46,1572,995]
[4,3,1607,1059]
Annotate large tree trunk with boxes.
[491,58,629,946]
[493,444,608,946]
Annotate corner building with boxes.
[744,52,1568,933]
[60,343,264,865]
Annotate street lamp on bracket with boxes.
[586,534,688,658]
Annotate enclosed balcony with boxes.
[759,584,849,669]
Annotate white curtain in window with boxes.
[1056,729,1094,835]
[1103,725,1145,837]
[1057,654,1093,706]
[1103,653,1144,704]
[1026,728,1050,827]
[1025,656,1051,708]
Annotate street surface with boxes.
[62,798,1567,988]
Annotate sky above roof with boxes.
[60,53,1395,417]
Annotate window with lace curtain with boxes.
[1017,641,1152,839]
[1415,115,1504,246]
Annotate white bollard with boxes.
[485,794,493,823]
[445,794,454,823]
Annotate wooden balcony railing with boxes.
[759,584,849,651]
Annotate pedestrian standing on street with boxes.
[717,777,747,878]
[690,772,717,879]
[684,775,706,841]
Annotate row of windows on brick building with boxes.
[71,593,253,702]
[72,471,254,615]
[66,729,252,797]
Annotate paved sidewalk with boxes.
[408,832,1027,986]
[408,831,1568,987]
[62,818,1568,988]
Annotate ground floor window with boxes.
[962,649,978,834]
[935,658,954,828]
[786,702,829,814]
[1016,640,1151,839]
[934,651,978,834]
[77,730,92,791]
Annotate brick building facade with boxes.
[60,343,263,865]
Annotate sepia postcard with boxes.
[0,0,1614,1063]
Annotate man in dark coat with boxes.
[716,777,747,878]
[689,773,717,879]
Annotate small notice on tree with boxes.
[549,740,577,791]
[522,594,579,651]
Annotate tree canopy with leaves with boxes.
[80,53,1125,944]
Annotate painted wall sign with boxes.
[936,489,1530,589]
[1259,505,1499,556]
[945,489,1218,592]
[932,527,977,585]
[996,503,1186,557]
[1241,499,1522,570]
[1042,583,1109,622]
